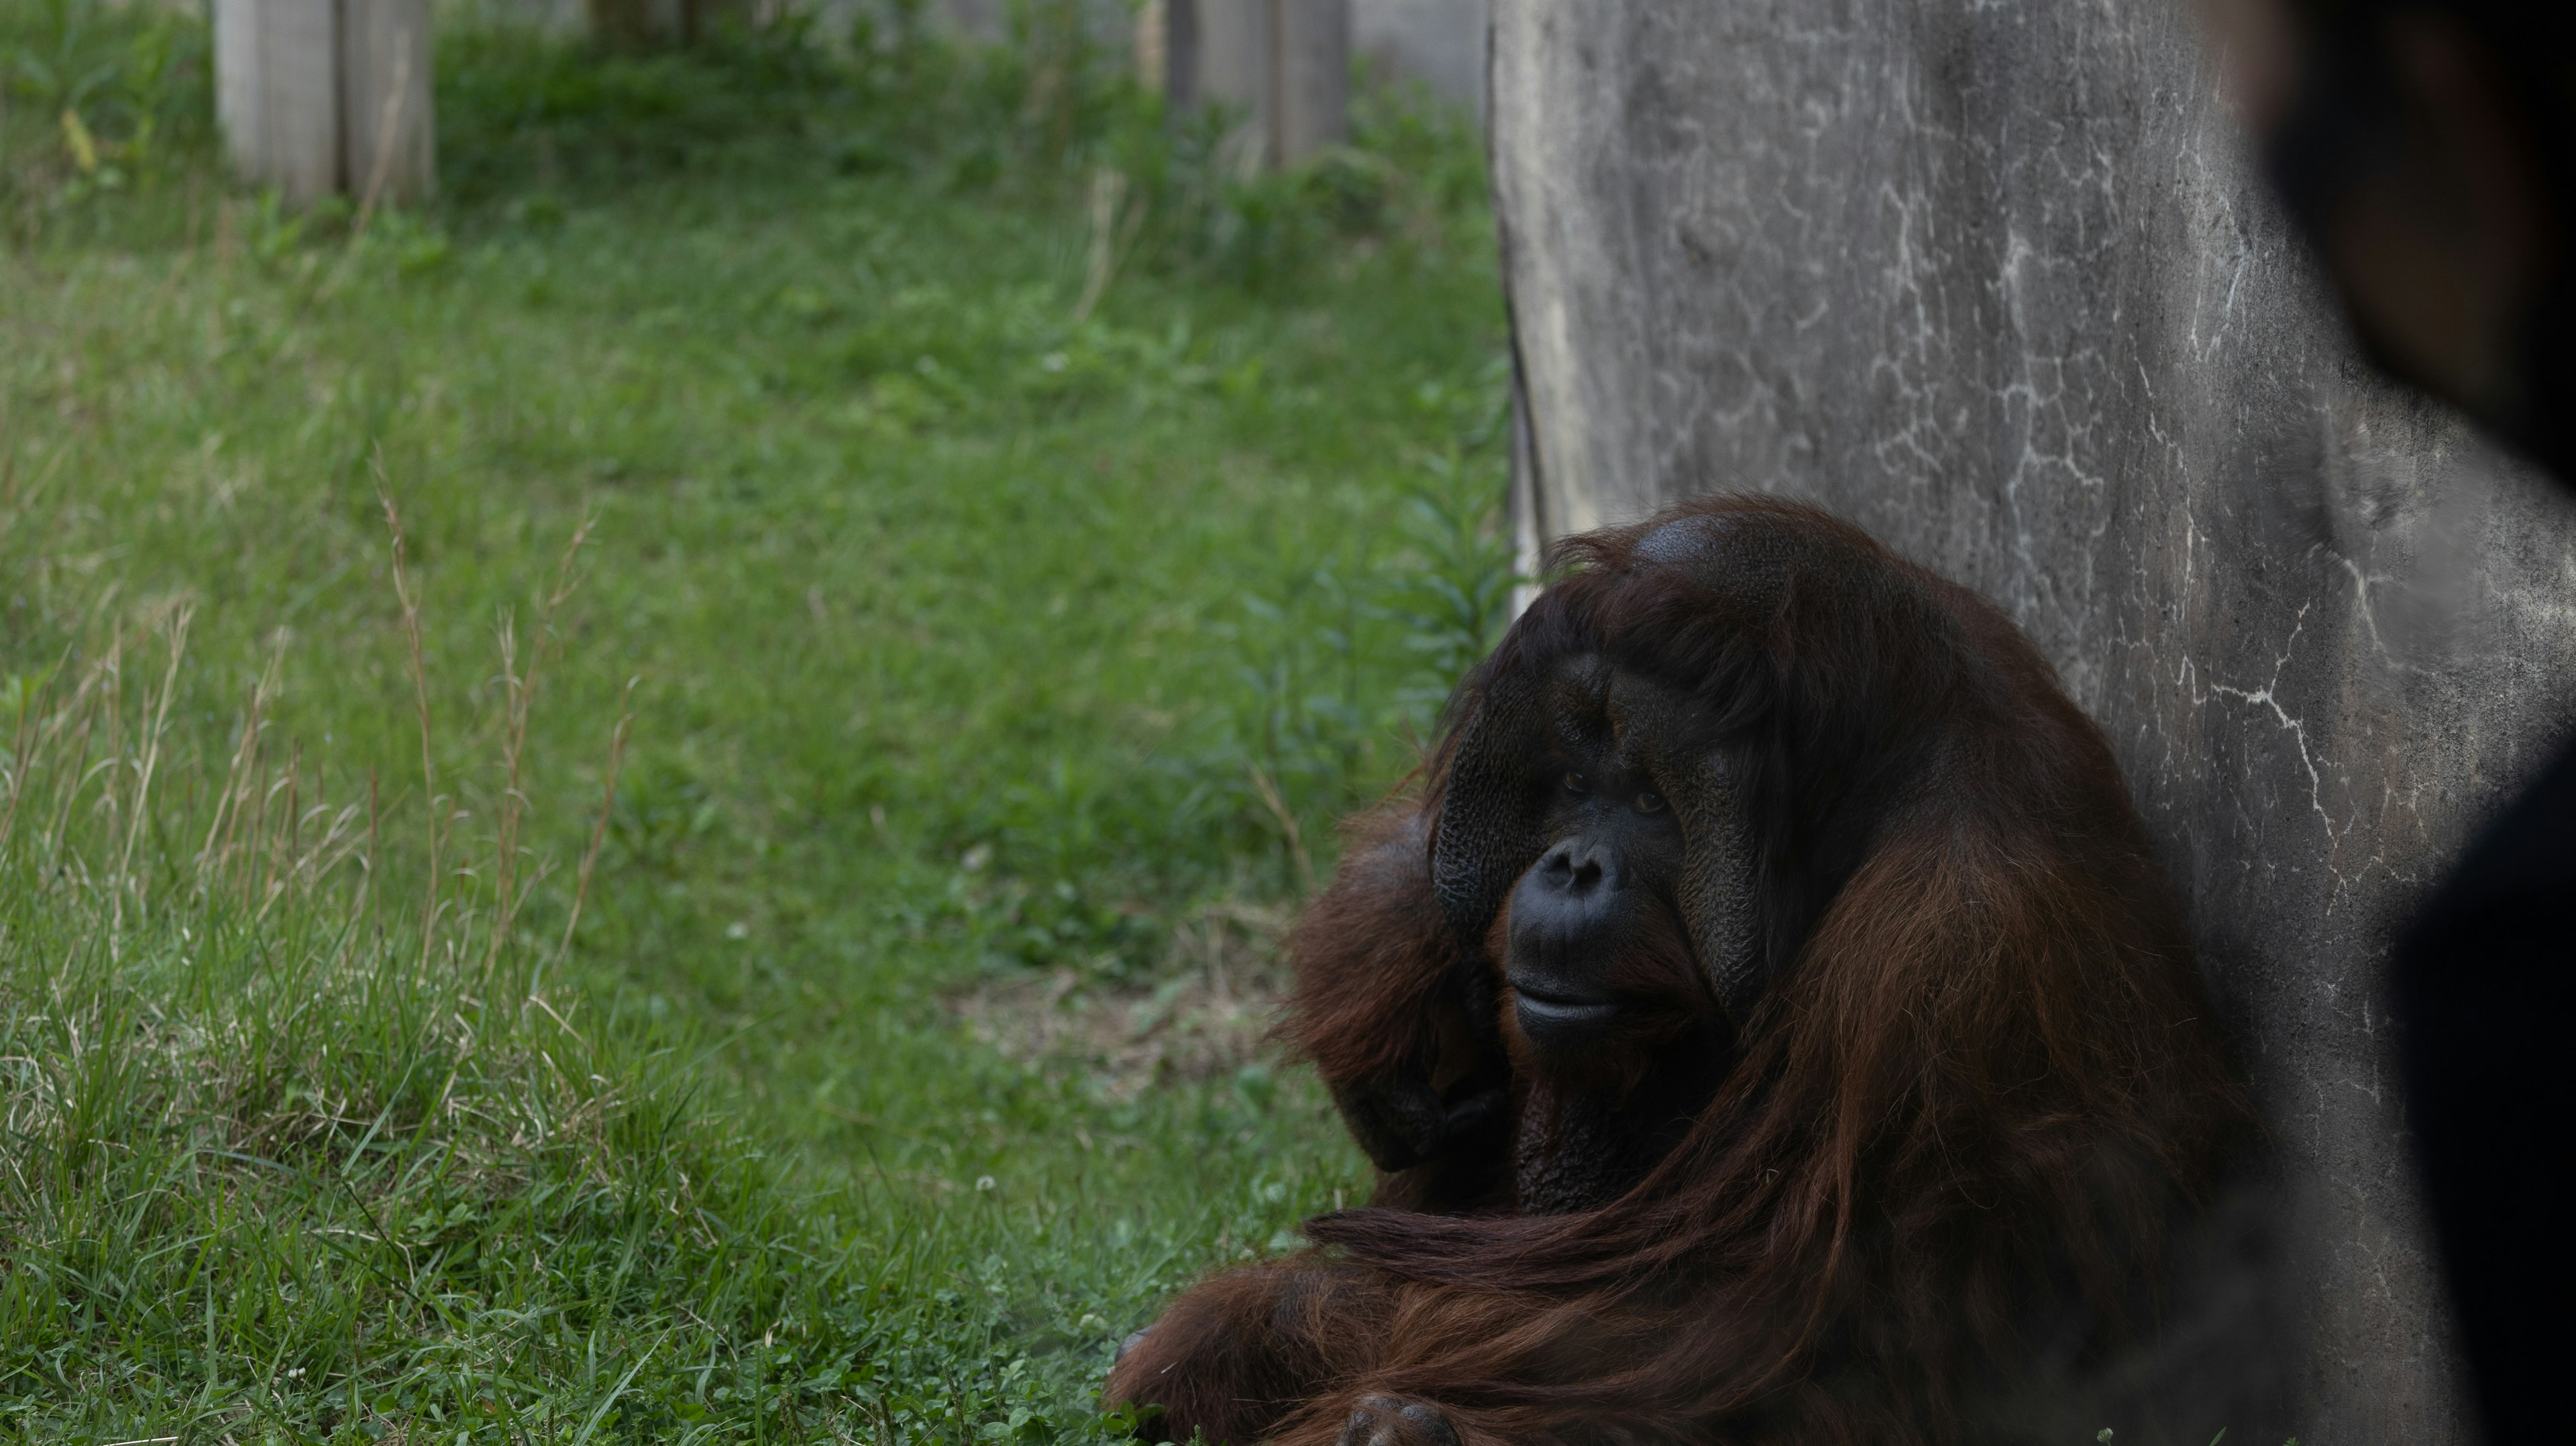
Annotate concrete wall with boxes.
[1494,1,2576,1440]
[217,0,344,205]
[1156,0,1347,170]
[217,0,436,206]
[1353,0,1481,115]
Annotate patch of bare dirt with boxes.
[950,901,1295,1101]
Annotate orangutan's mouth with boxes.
[1508,980,1623,1033]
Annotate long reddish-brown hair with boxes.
[1131,498,2252,1445]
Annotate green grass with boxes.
[0,7,1511,1440]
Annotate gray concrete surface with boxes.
[1157,0,1349,169]
[217,0,436,205]
[342,0,437,205]
[1354,0,1482,115]
[1493,1,2575,1440]
[217,0,345,206]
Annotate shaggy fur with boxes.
[1107,498,2250,1446]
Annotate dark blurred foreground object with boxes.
[2212,2,2576,1440]
[2227,0,2576,478]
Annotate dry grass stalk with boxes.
[351,30,414,239]
[284,742,301,883]
[42,706,99,881]
[195,636,282,895]
[376,463,443,968]
[0,641,74,860]
[1245,763,1316,895]
[37,620,146,881]
[486,512,598,974]
[110,603,191,946]
[101,614,123,841]
[488,609,523,962]
[3,606,371,934]
[1072,167,1148,325]
[547,676,636,992]
[365,768,382,936]
[249,736,274,903]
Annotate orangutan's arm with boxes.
[1283,808,1513,1213]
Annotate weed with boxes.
[0,0,210,225]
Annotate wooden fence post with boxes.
[214,0,436,208]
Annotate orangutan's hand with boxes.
[1338,1395,1459,1446]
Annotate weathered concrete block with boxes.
[1161,0,1348,170]
[215,0,342,205]
[341,0,435,206]
[1493,0,2572,1439]
[1354,0,1482,116]
[1270,0,1348,164]
[214,0,435,207]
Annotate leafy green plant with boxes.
[434,11,855,201]
[1387,456,1518,721]
[0,0,209,216]
[1383,362,1521,724]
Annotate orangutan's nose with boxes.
[1533,840,1620,898]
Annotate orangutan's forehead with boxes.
[1532,654,1720,765]
[1609,669,1728,759]
[1537,655,1611,756]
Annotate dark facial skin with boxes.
[1502,758,1697,1068]
[1479,659,1736,1213]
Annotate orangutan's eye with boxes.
[1562,771,1591,795]
[1634,789,1665,814]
